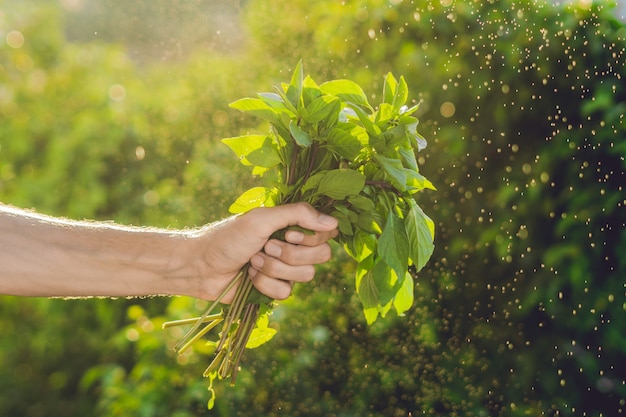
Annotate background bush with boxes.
[0,0,624,416]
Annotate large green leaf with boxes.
[405,170,437,194]
[326,127,362,160]
[289,120,312,147]
[245,146,281,168]
[405,199,435,272]
[348,103,380,136]
[382,72,398,105]
[378,211,410,279]
[316,169,365,200]
[282,60,304,111]
[221,135,268,166]
[371,260,401,306]
[228,187,277,214]
[304,95,340,123]
[289,120,313,147]
[229,98,281,124]
[300,171,325,197]
[374,154,407,192]
[347,230,377,262]
[382,72,408,109]
[393,271,414,316]
[394,75,409,109]
[320,79,370,108]
[355,256,380,325]
[398,145,418,171]
[347,194,376,212]
[258,92,292,114]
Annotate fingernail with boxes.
[251,254,264,268]
[265,241,282,257]
[285,230,304,243]
[318,213,337,226]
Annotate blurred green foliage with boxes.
[1,0,624,416]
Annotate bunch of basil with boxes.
[165,62,435,407]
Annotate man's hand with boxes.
[184,202,339,302]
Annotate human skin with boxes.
[0,202,338,302]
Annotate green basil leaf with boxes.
[348,103,380,136]
[375,102,395,125]
[289,120,312,147]
[221,135,269,166]
[399,114,419,131]
[382,125,409,149]
[303,74,320,89]
[326,127,362,160]
[378,299,393,319]
[252,166,271,177]
[284,84,301,111]
[245,311,277,349]
[300,171,325,197]
[320,79,370,108]
[372,260,400,306]
[348,194,376,212]
[333,209,354,236]
[383,72,398,105]
[398,145,418,171]
[395,75,409,108]
[317,169,366,200]
[378,211,410,279]
[356,211,381,235]
[355,257,380,325]
[383,73,408,109]
[411,131,428,152]
[229,98,281,124]
[400,103,420,116]
[273,85,298,115]
[305,95,341,123]
[406,199,435,272]
[302,84,323,108]
[406,170,437,194]
[287,60,304,109]
[258,92,292,114]
[228,187,277,214]
[246,145,281,168]
[355,231,377,261]
[393,271,414,316]
[374,154,407,192]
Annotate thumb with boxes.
[245,202,338,237]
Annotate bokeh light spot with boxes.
[135,146,146,161]
[6,31,24,48]
[108,84,126,102]
[143,190,160,206]
[440,101,456,118]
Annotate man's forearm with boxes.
[0,204,192,298]
[1,202,338,301]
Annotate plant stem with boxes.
[174,267,245,352]
[287,145,300,186]
[177,317,224,355]
[228,304,259,384]
[162,313,223,329]
[215,269,254,353]
[305,141,320,180]
[203,349,227,377]
[365,180,403,196]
